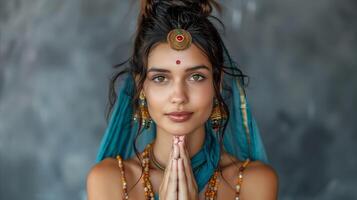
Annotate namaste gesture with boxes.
[158,135,199,200]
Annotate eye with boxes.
[189,74,205,81]
[152,75,167,83]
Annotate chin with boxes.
[163,124,200,136]
[167,129,192,136]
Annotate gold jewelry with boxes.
[144,144,219,200]
[167,29,192,50]
[235,159,250,199]
[142,144,155,200]
[149,144,165,171]
[149,143,205,172]
[205,170,220,200]
[133,91,152,129]
[210,98,227,131]
[117,143,248,200]
[116,155,129,199]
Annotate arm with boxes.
[86,158,123,200]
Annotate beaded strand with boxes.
[116,155,129,199]
[116,144,249,200]
[205,170,220,200]
[234,159,250,200]
[141,144,155,200]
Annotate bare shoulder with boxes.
[87,156,145,200]
[86,157,122,200]
[241,160,279,200]
[219,153,278,200]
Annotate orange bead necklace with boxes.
[117,143,248,200]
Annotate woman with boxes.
[87,0,278,199]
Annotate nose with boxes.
[170,80,188,105]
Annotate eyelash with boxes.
[151,74,206,83]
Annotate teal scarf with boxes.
[95,44,268,198]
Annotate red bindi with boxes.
[176,60,181,65]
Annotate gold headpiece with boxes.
[166,29,192,50]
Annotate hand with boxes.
[158,136,180,200]
[158,136,199,200]
[177,136,199,200]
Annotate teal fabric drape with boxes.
[95,44,268,197]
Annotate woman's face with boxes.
[142,43,215,136]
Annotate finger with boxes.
[173,137,180,159]
[178,139,196,191]
[160,143,174,193]
[161,159,174,200]
[180,136,192,165]
[180,135,189,153]
[178,158,188,200]
[164,145,173,176]
[167,158,178,199]
[178,138,192,175]
[160,139,177,199]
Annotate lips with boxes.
[165,111,193,122]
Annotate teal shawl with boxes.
[95,46,268,198]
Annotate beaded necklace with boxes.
[116,143,249,200]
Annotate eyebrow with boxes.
[147,65,210,73]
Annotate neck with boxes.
[152,125,206,169]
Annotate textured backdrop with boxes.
[0,0,356,199]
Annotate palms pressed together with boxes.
[158,136,199,200]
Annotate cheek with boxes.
[146,95,165,111]
[190,83,215,115]
[143,83,167,118]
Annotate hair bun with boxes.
[140,0,156,18]
[140,0,221,19]
[195,0,221,17]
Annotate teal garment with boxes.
[95,43,268,196]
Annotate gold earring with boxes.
[210,98,227,131]
[133,91,152,129]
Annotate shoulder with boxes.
[219,153,278,200]
[87,156,144,200]
[240,160,279,200]
[86,157,123,200]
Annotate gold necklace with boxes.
[142,144,220,200]
[149,143,206,172]
[149,145,165,171]
[117,144,248,200]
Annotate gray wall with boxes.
[0,0,356,199]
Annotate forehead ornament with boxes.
[167,29,192,51]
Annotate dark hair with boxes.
[107,0,247,192]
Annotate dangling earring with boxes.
[133,91,152,129]
[210,98,227,131]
